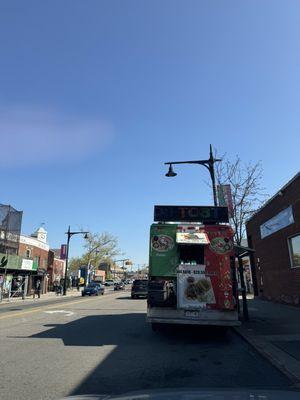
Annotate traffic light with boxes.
[0,256,8,268]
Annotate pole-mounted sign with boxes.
[0,256,8,268]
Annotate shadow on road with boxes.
[30,313,148,346]
[115,296,135,300]
[26,312,290,396]
[29,313,229,346]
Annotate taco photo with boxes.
[184,276,211,302]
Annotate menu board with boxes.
[177,264,216,309]
[149,224,179,277]
[176,232,210,245]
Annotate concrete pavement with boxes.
[0,292,293,400]
[234,297,300,386]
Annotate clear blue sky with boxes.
[1,0,300,265]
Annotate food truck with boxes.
[147,205,240,330]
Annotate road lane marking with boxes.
[44,310,74,316]
[0,293,117,321]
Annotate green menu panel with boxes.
[149,224,179,277]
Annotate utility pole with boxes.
[238,256,249,321]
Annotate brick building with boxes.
[19,226,50,294]
[18,226,65,294]
[48,250,65,287]
[1,215,66,298]
[246,172,300,305]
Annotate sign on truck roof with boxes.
[154,205,229,224]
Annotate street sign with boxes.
[60,244,67,260]
[0,256,8,268]
[217,184,234,218]
[21,259,34,270]
[154,205,229,223]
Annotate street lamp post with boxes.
[164,144,221,206]
[63,226,89,296]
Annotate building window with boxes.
[34,256,40,267]
[288,234,300,268]
[26,249,31,258]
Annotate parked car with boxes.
[91,282,105,295]
[82,283,104,296]
[114,282,125,291]
[131,279,148,298]
[104,279,115,286]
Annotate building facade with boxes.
[47,249,65,289]
[12,226,65,295]
[1,216,66,299]
[19,226,50,294]
[246,172,300,305]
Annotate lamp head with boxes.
[165,164,177,177]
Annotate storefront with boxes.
[0,254,37,299]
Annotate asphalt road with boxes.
[0,290,292,400]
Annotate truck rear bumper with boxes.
[147,307,240,327]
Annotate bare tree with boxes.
[215,155,267,245]
[84,232,121,267]
[69,231,121,272]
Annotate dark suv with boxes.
[131,279,148,299]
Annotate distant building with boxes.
[99,262,111,273]
[246,172,300,305]
[111,264,125,280]
[51,248,63,259]
[99,261,125,280]
[48,249,65,287]
[93,269,106,283]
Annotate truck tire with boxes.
[215,326,229,336]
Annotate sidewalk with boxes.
[235,297,300,386]
[0,289,82,306]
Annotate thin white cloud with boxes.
[0,106,113,167]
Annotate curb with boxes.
[0,288,117,308]
[0,293,81,306]
[233,326,300,387]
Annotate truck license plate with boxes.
[184,310,199,318]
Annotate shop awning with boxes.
[176,232,210,245]
[234,244,255,258]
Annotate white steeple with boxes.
[31,225,48,243]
